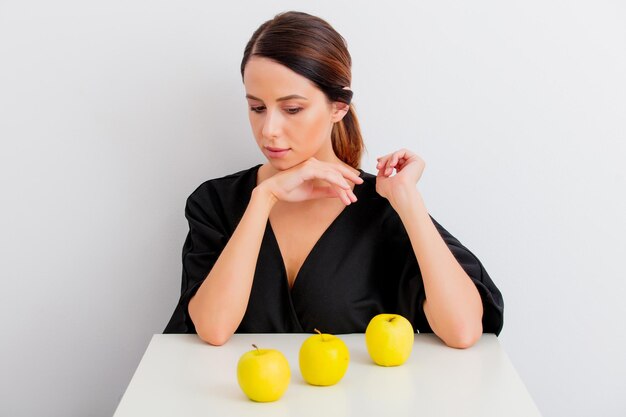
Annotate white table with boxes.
[113,333,541,417]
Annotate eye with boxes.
[249,106,303,115]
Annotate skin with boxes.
[189,56,484,348]
[244,56,361,204]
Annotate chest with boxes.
[269,202,347,289]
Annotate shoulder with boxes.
[353,168,403,228]
[184,164,261,225]
[355,168,422,236]
[188,164,260,202]
[356,169,386,201]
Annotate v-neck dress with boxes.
[164,164,504,335]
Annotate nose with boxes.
[261,108,282,139]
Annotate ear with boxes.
[331,101,350,123]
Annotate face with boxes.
[243,56,349,170]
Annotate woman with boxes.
[164,11,504,348]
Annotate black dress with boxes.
[164,164,504,335]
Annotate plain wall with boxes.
[1,1,624,416]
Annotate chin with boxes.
[267,157,302,171]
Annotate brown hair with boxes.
[240,11,365,169]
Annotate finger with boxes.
[396,157,409,170]
[377,158,390,175]
[347,187,358,203]
[333,183,357,205]
[392,151,406,168]
[390,153,400,168]
[333,171,352,190]
[385,153,400,175]
[383,149,413,172]
[385,157,394,175]
[388,154,397,173]
[309,159,362,185]
[311,185,350,204]
[377,156,391,171]
[377,163,389,178]
[320,170,350,189]
[334,185,352,205]
[320,182,351,204]
[331,164,363,185]
[377,153,392,165]
[375,159,385,173]
[390,151,407,168]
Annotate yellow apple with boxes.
[365,313,414,366]
[299,329,350,386]
[236,344,291,402]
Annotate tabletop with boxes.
[113,333,541,417]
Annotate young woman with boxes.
[164,11,504,348]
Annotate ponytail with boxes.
[331,103,364,169]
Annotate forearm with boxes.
[392,188,483,349]
[189,187,277,346]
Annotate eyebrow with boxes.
[245,94,308,102]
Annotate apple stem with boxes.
[389,317,396,322]
[314,328,324,342]
[252,344,259,352]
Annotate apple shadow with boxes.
[292,378,309,387]
[291,373,348,388]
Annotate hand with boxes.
[257,158,364,205]
[375,149,425,206]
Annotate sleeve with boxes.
[163,183,228,334]
[394,214,504,336]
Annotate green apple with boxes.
[365,314,414,366]
[236,344,291,402]
[299,329,350,386]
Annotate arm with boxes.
[392,188,483,349]
[188,159,361,346]
[189,187,277,346]
[375,149,484,349]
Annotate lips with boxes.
[265,146,291,159]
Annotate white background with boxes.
[1,1,624,416]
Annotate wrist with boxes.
[389,185,423,213]
[251,185,278,211]
[393,190,433,230]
